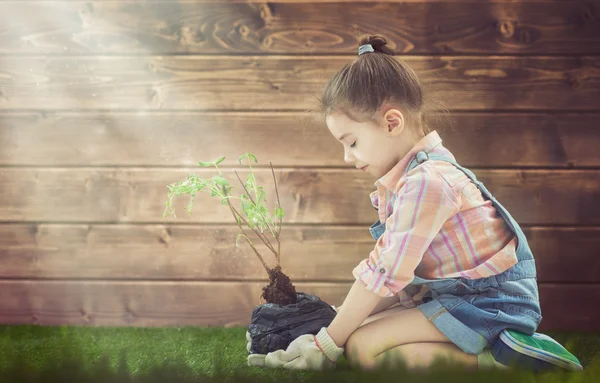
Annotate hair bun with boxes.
[359,34,396,56]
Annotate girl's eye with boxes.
[350,141,356,148]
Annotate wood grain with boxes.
[1,56,599,110]
[1,224,598,283]
[1,1,598,54]
[1,168,599,225]
[0,1,577,3]
[0,280,596,331]
[2,112,599,168]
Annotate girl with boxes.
[250,34,581,372]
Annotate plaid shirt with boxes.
[353,131,519,303]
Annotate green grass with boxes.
[0,325,599,382]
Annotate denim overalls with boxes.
[368,150,542,355]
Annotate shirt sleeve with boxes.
[352,163,460,298]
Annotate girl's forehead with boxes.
[327,112,362,130]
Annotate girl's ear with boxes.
[382,108,405,136]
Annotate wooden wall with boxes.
[1,0,599,331]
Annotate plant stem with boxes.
[233,170,278,249]
[221,185,279,263]
[270,161,282,266]
[230,202,279,259]
[222,186,271,275]
[246,158,259,202]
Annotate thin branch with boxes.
[233,170,278,256]
[221,185,277,260]
[270,161,282,266]
[222,186,270,275]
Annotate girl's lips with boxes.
[361,166,368,171]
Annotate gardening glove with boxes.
[263,327,344,371]
[246,330,269,367]
[246,304,338,368]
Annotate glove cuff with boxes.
[314,327,344,362]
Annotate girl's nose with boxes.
[344,149,354,163]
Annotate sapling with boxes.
[162,153,298,305]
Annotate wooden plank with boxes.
[0,56,599,111]
[2,112,600,168]
[0,280,596,331]
[527,227,600,283]
[537,284,600,332]
[1,168,599,225]
[1,224,598,283]
[1,2,596,54]
[0,1,575,3]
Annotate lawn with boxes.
[1,325,598,382]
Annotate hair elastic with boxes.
[358,44,374,56]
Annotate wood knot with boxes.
[260,3,274,20]
[499,21,515,38]
[238,24,250,37]
[159,227,172,246]
[147,88,160,103]
[262,35,273,48]
[78,2,94,27]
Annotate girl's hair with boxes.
[317,34,447,136]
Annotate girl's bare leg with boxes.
[374,342,478,371]
[344,306,477,370]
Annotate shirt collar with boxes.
[375,130,443,191]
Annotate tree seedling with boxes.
[163,153,297,305]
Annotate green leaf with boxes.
[212,175,229,186]
[214,156,226,165]
[257,189,265,204]
[197,183,208,192]
[276,206,285,218]
[246,173,255,184]
[197,161,213,167]
[248,153,258,163]
[210,188,217,197]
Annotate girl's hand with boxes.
[264,327,344,371]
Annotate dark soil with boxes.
[261,265,297,305]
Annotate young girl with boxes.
[250,34,581,372]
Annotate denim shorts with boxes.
[367,151,543,355]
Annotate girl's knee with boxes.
[345,330,372,367]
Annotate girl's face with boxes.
[326,109,418,179]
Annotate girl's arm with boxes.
[336,294,399,317]
[326,168,459,348]
[326,279,382,347]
